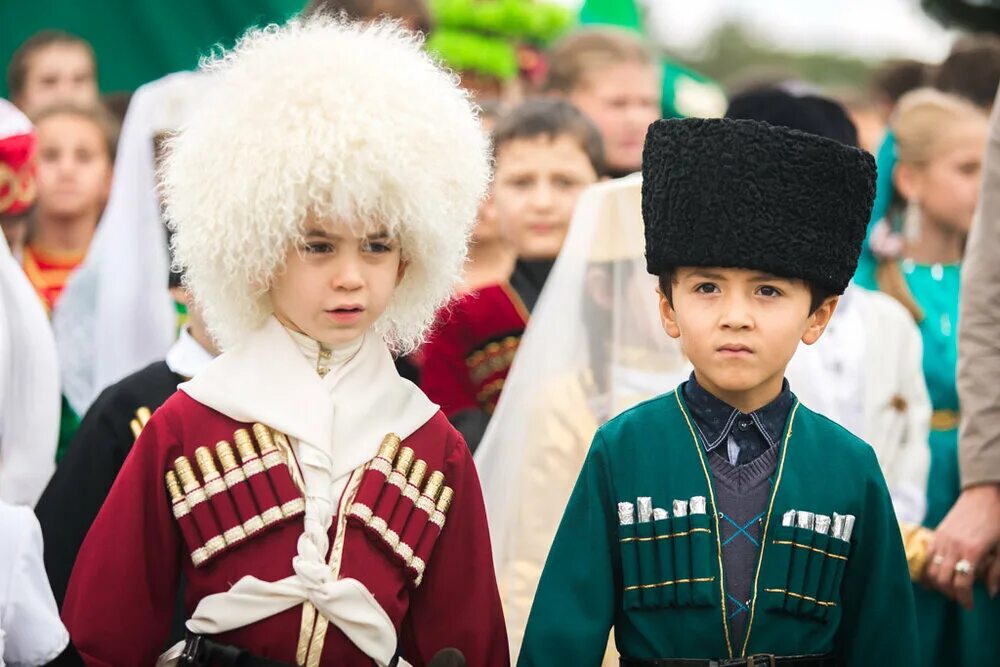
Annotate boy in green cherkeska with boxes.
[518,118,919,667]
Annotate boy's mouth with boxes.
[326,304,365,322]
[717,343,753,357]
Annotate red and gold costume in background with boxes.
[61,319,508,666]
[420,260,552,450]
[421,283,528,419]
[21,245,85,312]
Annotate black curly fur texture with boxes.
[641,117,876,294]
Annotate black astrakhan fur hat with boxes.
[641,117,876,294]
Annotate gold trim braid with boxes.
[624,576,715,592]
[300,466,366,667]
[620,528,712,543]
[741,402,800,657]
[675,391,734,660]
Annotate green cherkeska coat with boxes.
[518,389,918,666]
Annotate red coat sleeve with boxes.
[61,407,183,666]
[420,303,479,417]
[400,429,509,666]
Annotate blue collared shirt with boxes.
[682,373,795,466]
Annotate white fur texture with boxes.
[164,16,490,352]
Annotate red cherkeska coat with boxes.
[62,389,509,666]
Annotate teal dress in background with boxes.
[854,133,897,291]
[900,260,1000,667]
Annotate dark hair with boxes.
[933,34,1000,109]
[302,0,431,33]
[871,59,929,107]
[7,30,96,103]
[657,269,837,315]
[491,97,605,175]
[725,87,859,148]
[32,102,120,162]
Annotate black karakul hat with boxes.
[641,117,876,294]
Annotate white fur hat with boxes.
[163,16,490,352]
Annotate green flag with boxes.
[579,0,643,30]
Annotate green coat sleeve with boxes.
[835,446,919,666]
[517,431,617,667]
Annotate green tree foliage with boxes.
[680,21,876,91]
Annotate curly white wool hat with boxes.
[163,16,490,352]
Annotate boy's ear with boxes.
[658,287,681,339]
[396,259,408,286]
[802,295,840,345]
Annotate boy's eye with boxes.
[694,282,719,294]
[363,241,393,254]
[757,285,783,297]
[303,242,333,254]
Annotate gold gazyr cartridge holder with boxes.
[234,428,283,526]
[368,447,415,537]
[252,423,305,518]
[385,459,428,550]
[166,469,211,566]
[394,470,445,565]
[412,485,456,587]
[175,455,226,558]
[216,439,265,536]
[130,406,153,439]
[196,445,248,547]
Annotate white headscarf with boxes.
[52,72,205,417]
[476,174,690,569]
[0,100,60,507]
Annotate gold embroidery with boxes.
[271,431,307,494]
[620,527,712,543]
[741,402,800,656]
[130,407,153,440]
[243,515,265,535]
[349,503,374,523]
[281,498,306,517]
[675,391,734,659]
[624,576,716,592]
[772,540,848,561]
[203,535,226,556]
[764,588,837,608]
[303,466,365,667]
[931,409,960,431]
[260,506,283,526]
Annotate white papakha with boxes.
[163,15,490,352]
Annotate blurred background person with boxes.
[0,100,60,508]
[6,31,98,119]
[871,87,993,667]
[420,98,602,449]
[22,103,114,313]
[543,27,661,177]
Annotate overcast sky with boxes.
[559,0,958,62]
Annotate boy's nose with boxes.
[531,182,555,209]
[331,259,364,290]
[719,295,754,329]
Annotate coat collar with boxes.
[180,317,438,482]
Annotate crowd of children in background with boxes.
[1,0,1000,665]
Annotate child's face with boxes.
[659,267,837,406]
[569,62,660,175]
[34,112,112,221]
[897,122,988,235]
[18,44,98,118]
[492,134,598,260]
[269,218,405,347]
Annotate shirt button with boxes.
[738,420,750,431]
